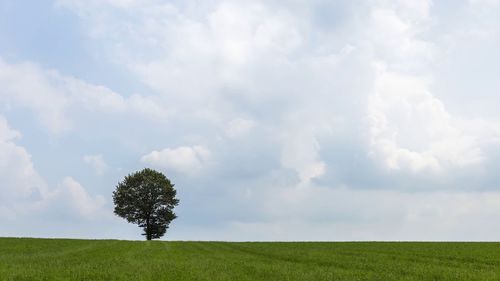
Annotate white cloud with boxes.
[83,154,108,175]
[0,116,47,207]
[0,116,108,222]
[56,0,302,110]
[51,177,107,218]
[208,2,301,63]
[0,58,170,134]
[0,59,71,133]
[57,0,500,179]
[469,0,500,6]
[55,0,144,13]
[362,0,499,174]
[141,145,211,175]
[281,131,326,184]
[225,118,255,138]
[172,182,500,241]
[5,0,500,240]
[0,115,21,141]
[396,0,433,21]
[367,65,483,173]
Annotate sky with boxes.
[1,0,500,241]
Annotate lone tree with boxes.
[113,168,179,240]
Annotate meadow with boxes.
[1,238,500,280]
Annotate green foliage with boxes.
[2,239,500,280]
[113,168,179,240]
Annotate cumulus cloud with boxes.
[0,59,71,133]
[281,130,326,184]
[50,0,500,240]
[141,145,211,175]
[363,0,497,174]
[49,177,107,218]
[56,0,304,112]
[0,116,47,209]
[0,174,113,238]
[1,0,499,240]
[83,154,108,175]
[0,58,169,134]
[0,116,108,222]
[367,65,483,173]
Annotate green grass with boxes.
[1,238,500,280]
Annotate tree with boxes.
[113,168,179,240]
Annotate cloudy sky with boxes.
[1,0,500,241]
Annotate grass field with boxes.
[1,238,500,280]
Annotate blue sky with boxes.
[2,0,500,241]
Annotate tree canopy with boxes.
[113,168,179,240]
